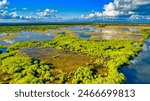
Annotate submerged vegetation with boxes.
[0,25,150,84]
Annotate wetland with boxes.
[0,24,150,84]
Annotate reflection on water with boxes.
[0,40,10,45]
[102,29,120,35]
[119,38,150,84]
[0,33,8,36]
[74,32,91,38]
[0,31,55,45]
[13,31,55,42]
[67,26,96,32]
[123,28,139,33]
[0,26,143,45]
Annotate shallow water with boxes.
[13,31,55,42]
[0,27,142,46]
[0,33,8,37]
[123,28,139,33]
[22,48,91,73]
[119,38,150,84]
[74,32,91,38]
[67,26,96,32]
[102,29,120,35]
[0,40,10,45]
[0,31,55,45]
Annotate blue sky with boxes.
[0,0,150,23]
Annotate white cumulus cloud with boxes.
[0,0,8,8]
[80,0,150,20]
[37,8,58,17]
[0,1,61,22]
[22,8,28,10]
[129,15,150,20]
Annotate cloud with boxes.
[0,0,8,8]
[22,8,28,10]
[102,0,150,17]
[0,10,39,21]
[0,11,21,19]
[37,8,58,17]
[80,0,150,20]
[0,9,60,22]
[0,1,61,22]
[102,2,120,17]
[45,9,57,13]
[129,15,150,20]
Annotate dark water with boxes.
[74,32,91,38]
[0,48,7,53]
[119,38,150,84]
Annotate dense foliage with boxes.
[72,67,125,84]
[0,51,64,84]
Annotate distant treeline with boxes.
[0,22,94,26]
[0,22,150,26]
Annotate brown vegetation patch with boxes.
[22,48,92,73]
[0,35,16,40]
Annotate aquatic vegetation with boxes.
[140,29,150,41]
[72,67,96,84]
[72,67,125,84]
[2,35,140,84]
[0,44,6,48]
[52,35,142,60]
[0,51,64,84]
[7,41,53,51]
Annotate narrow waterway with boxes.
[119,38,150,84]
